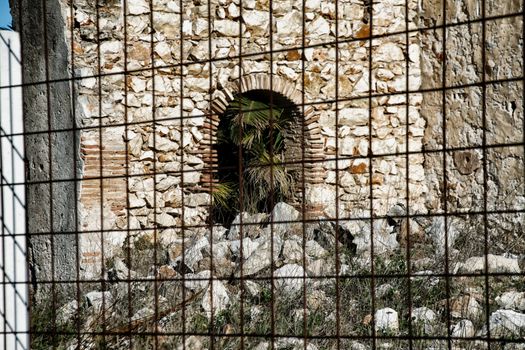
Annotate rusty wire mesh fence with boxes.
[1,0,524,349]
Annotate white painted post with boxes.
[0,30,29,350]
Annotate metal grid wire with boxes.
[0,0,524,349]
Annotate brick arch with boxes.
[198,73,326,212]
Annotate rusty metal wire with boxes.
[0,0,524,349]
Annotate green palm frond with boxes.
[226,96,285,149]
[211,182,236,210]
[245,149,294,204]
[227,96,283,127]
[213,93,296,220]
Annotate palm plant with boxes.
[212,94,296,222]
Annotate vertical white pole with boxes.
[0,30,28,350]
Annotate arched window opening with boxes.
[211,90,299,226]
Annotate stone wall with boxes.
[13,0,525,347]
[419,0,524,259]
[17,0,522,291]
[68,0,427,278]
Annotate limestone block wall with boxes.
[419,0,524,258]
[67,0,426,277]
